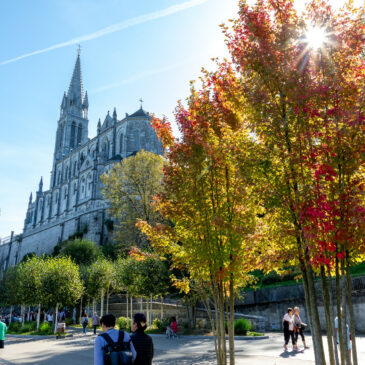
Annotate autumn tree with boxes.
[138,66,260,365]
[224,1,364,364]
[101,150,164,250]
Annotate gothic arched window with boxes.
[102,140,110,158]
[73,161,78,175]
[77,124,82,146]
[70,122,76,148]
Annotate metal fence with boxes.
[0,235,11,246]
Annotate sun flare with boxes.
[305,26,328,50]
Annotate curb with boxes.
[149,334,269,341]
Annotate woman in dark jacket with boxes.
[131,313,154,365]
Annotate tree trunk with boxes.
[100,289,104,317]
[228,277,235,365]
[130,296,133,319]
[21,304,25,325]
[93,298,96,315]
[54,303,59,334]
[335,259,346,364]
[106,289,110,314]
[37,303,41,330]
[321,266,335,365]
[301,265,315,337]
[305,263,326,365]
[140,297,143,311]
[220,291,227,365]
[160,297,163,319]
[341,261,351,365]
[146,297,150,326]
[126,294,129,319]
[150,294,153,325]
[27,306,31,322]
[9,305,13,325]
[327,266,340,365]
[79,296,83,325]
[346,258,358,365]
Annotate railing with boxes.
[0,235,11,246]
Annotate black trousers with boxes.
[295,328,305,343]
[0,340,4,348]
[93,325,97,334]
[284,330,295,345]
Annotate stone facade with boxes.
[0,53,163,270]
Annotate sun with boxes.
[305,26,328,50]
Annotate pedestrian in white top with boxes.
[282,308,296,351]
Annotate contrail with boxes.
[0,0,209,66]
[91,61,189,94]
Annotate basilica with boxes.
[17,53,163,258]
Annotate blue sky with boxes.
[0,0,360,237]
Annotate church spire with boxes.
[67,52,84,106]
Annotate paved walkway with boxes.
[0,329,364,364]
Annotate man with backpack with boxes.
[94,314,136,365]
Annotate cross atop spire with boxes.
[77,44,81,56]
[139,98,144,109]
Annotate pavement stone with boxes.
[0,329,364,364]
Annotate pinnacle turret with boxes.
[38,177,43,192]
[97,118,101,134]
[113,107,117,122]
[84,90,89,108]
[29,192,33,204]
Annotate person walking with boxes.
[283,308,296,351]
[92,312,99,335]
[0,316,7,349]
[81,313,89,335]
[94,314,136,365]
[131,313,154,365]
[47,312,54,328]
[293,307,308,350]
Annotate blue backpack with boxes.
[100,330,133,365]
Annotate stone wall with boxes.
[235,276,365,333]
[93,295,266,332]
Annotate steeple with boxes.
[38,177,43,192]
[29,192,33,205]
[67,53,83,105]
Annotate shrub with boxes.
[152,318,161,329]
[183,321,189,329]
[234,319,252,335]
[9,321,22,333]
[65,318,74,326]
[116,317,131,331]
[38,322,52,335]
[20,323,33,333]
